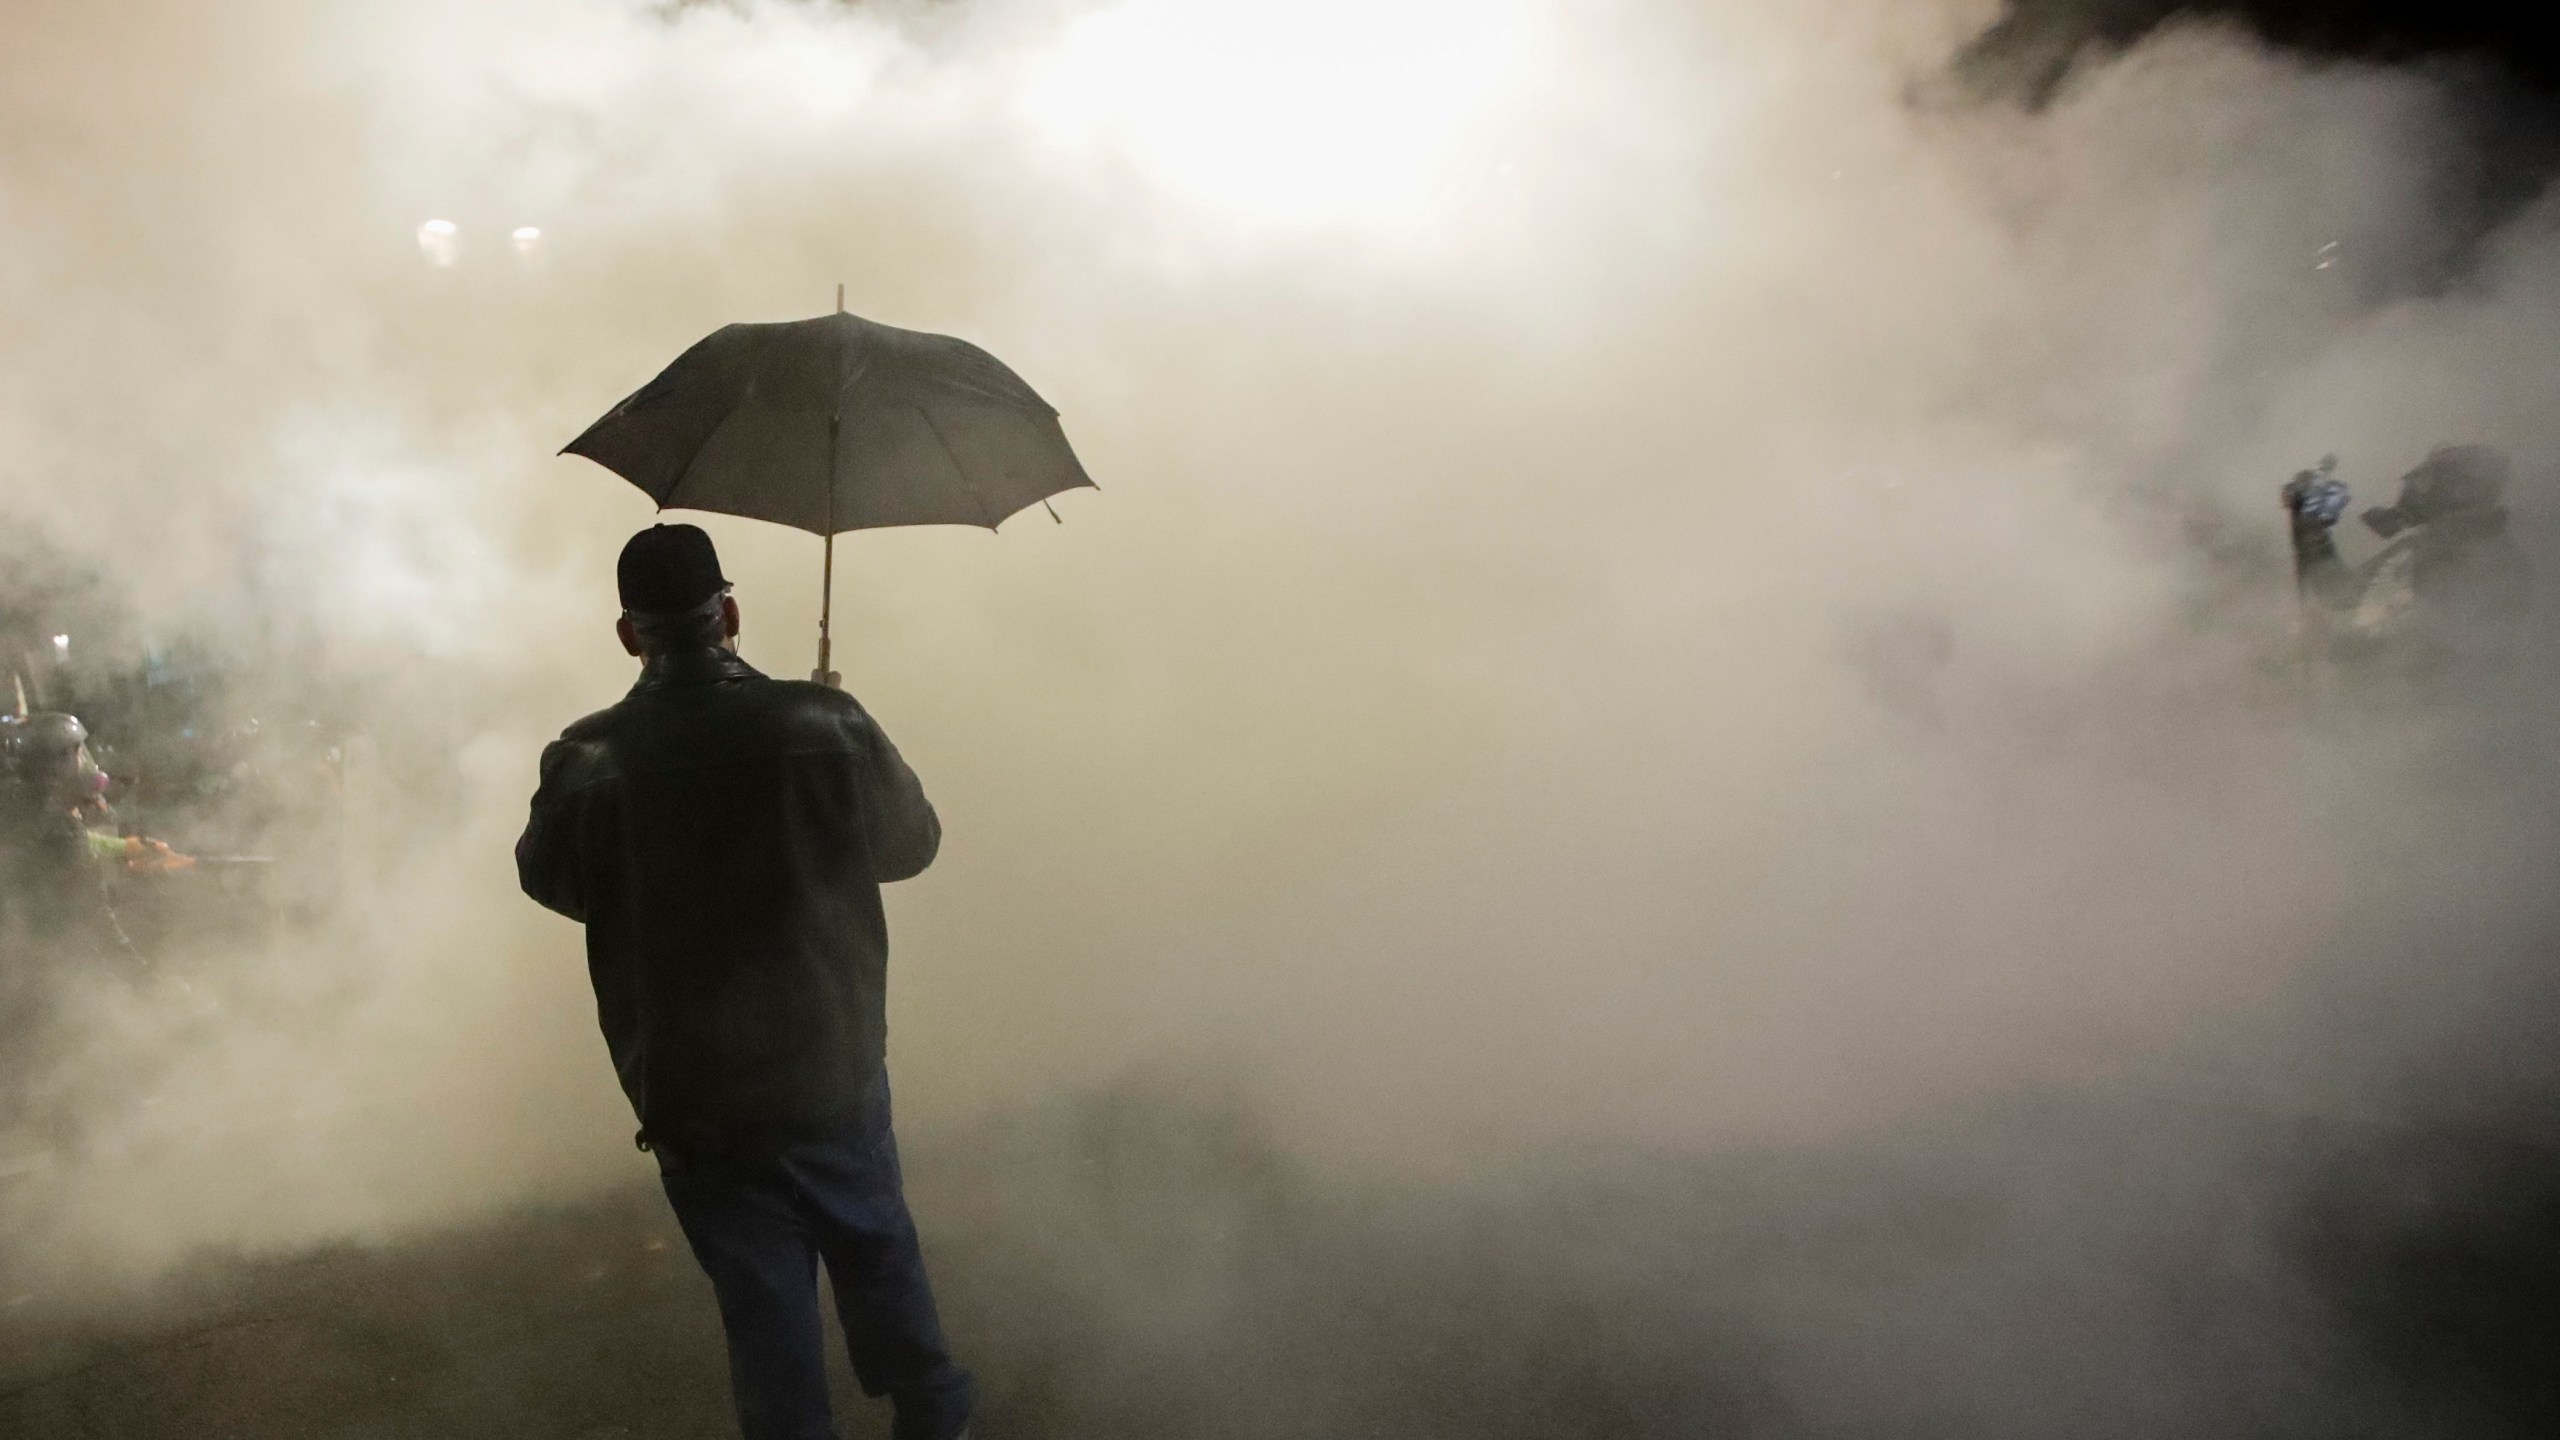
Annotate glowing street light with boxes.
[417,218,459,267]
[511,225,543,257]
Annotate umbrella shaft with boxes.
[817,401,840,687]
[818,531,834,678]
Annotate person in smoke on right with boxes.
[2281,444,2533,685]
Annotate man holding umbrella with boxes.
[526,300,1093,1440]
[516,523,975,1440]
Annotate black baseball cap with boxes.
[617,523,730,613]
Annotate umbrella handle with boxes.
[813,530,841,689]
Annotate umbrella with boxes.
[562,293,1095,684]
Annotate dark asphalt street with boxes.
[4,1082,2558,1440]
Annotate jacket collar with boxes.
[630,645,763,696]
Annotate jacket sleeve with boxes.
[516,739,589,922]
[859,715,941,883]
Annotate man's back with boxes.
[518,645,939,1144]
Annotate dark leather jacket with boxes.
[516,646,939,1143]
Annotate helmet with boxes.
[11,712,89,758]
[2,712,93,797]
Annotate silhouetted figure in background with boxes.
[1,710,186,969]
[517,524,973,1440]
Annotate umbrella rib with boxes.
[653,332,791,517]
[660,400,757,513]
[912,403,999,529]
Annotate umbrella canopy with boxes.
[562,309,1094,535]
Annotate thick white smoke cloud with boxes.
[2,0,2556,1286]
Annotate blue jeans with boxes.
[656,1079,975,1440]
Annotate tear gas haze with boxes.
[4,0,2560,1432]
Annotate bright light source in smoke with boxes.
[50,634,69,660]
[416,218,459,267]
[511,225,542,253]
[1025,0,1537,230]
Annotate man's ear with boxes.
[616,615,644,657]
[720,593,742,640]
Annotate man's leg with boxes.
[784,1124,974,1440]
[663,1153,842,1440]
